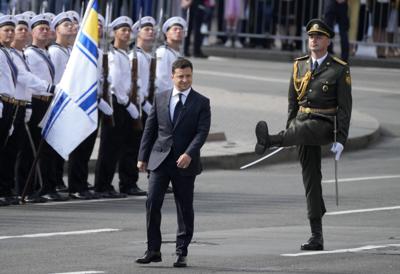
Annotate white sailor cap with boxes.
[43,12,56,22]
[30,14,50,29]
[22,11,36,20]
[98,14,105,26]
[15,14,31,28]
[132,16,156,35]
[162,16,187,34]
[67,10,80,23]
[110,16,133,30]
[0,15,17,28]
[51,12,72,31]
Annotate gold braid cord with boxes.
[292,61,312,101]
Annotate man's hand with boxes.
[98,98,113,116]
[137,161,147,172]
[176,153,192,169]
[331,142,344,160]
[0,101,3,119]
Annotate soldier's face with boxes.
[139,26,154,42]
[32,24,50,42]
[0,25,15,45]
[14,24,30,43]
[115,26,131,43]
[308,33,330,53]
[56,20,74,37]
[166,25,184,43]
[172,67,193,91]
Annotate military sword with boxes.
[24,122,44,189]
[240,147,285,170]
[334,116,339,206]
[2,104,19,149]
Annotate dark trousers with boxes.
[94,101,142,192]
[146,153,195,256]
[298,145,326,220]
[0,102,18,196]
[324,0,350,61]
[16,98,57,195]
[184,4,205,55]
[68,128,98,193]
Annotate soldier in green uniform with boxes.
[255,19,352,251]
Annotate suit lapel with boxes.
[162,89,174,129]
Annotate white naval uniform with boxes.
[0,47,17,98]
[24,45,55,94]
[10,48,51,101]
[155,44,181,93]
[109,47,131,105]
[48,43,71,84]
[129,47,152,104]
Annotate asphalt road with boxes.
[1,58,399,274]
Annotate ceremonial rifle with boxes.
[148,7,163,104]
[101,1,114,126]
[130,8,142,130]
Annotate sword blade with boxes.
[240,147,285,170]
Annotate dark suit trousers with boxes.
[68,128,98,193]
[146,152,195,256]
[298,145,326,220]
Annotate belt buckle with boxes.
[304,107,311,114]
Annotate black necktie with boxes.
[313,61,319,72]
[173,94,183,124]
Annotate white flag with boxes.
[42,0,99,159]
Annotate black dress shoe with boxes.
[56,183,68,192]
[121,186,147,196]
[300,236,324,251]
[99,190,127,199]
[255,121,269,155]
[69,191,94,200]
[135,250,162,264]
[42,192,69,202]
[193,52,208,58]
[24,193,47,203]
[0,197,10,206]
[173,255,187,267]
[4,196,20,205]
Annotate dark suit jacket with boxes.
[138,88,211,176]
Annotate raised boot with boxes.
[255,121,270,155]
[301,218,324,250]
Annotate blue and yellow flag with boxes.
[42,0,99,159]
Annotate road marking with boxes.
[196,70,398,95]
[50,271,105,274]
[322,174,400,184]
[281,244,400,257]
[33,196,146,206]
[327,205,400,216]
[0,228,120,241]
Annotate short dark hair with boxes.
[172,58,193,74]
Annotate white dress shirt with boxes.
[0,47,16,98]
[311,53,328,69]
[155,45,181,94]
[108,47,131,105]
[10,48,50,101]
[169,87,190,121]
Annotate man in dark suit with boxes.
[135,58,211,267]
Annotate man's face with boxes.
[0,25,15,45]
[114,26,131,43]
[56,20,74,37]
[138,25,154,42]
[32,24,50,42]
[166,25,184,43]
[14,24,30,43]
[172,67,192,91]
[308,33,330,54]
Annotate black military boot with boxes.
[301,218,324,251]
[255,121,270,155]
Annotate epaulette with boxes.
[295,55,309,61]
[332,56,347,66]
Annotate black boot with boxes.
[301,218,324,250]
[255,121,270,155]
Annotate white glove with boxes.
[331,142,344,161]
[8,124,14,136]
[142,100,152,115]
[98,98,113,116]
[126,102,139,119]
[25,107,32,123]
[0,101,3,118]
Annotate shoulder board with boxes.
[332,56,347,66]
[295,55,309,61]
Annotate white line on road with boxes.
[50,271,105,274]
[197,70,398,95]
[0,228,120,241]
[327,205,400,216]
[281,244,400,257]
[322,174,400,184]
